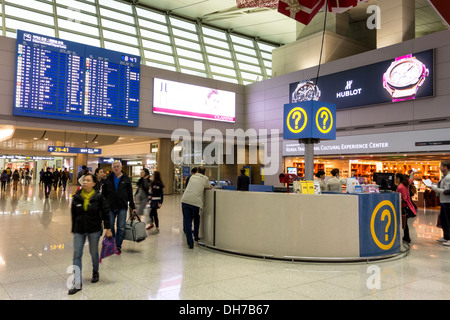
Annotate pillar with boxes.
[377,0,415,48]
[74,153,87,184]
[157,138,174,194]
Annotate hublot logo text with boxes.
[337,80,362,98]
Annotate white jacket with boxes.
[432,173,450,203]
[181,173,211,209]
[327,176,346,192]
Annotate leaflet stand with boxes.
[299,138,320,181]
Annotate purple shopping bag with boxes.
[100,236,117,263]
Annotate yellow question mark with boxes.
[293,111,302,130]
[381,209,391,242]
[320,110,329,130]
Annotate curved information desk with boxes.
[199,190,409,262]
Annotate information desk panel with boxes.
[13,30,140,127]
[200,191,405,262]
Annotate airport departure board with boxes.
[13,30,140,127]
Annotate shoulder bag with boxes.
[124,212,147,242]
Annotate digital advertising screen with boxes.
[153,78,236,123]
[289,49,434,110]
[13,30,140,127]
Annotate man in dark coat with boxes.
[101,161,136,254]
[237,169,250,191]
[42,167,53,198]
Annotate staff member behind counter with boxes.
[327,168,346,192]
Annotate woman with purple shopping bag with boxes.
[69,173,112,295]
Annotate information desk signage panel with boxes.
[48,146,101,154]
[358,193,402,257]
[14,30,140,127]
[289,49,434,110]
[283,101,336,140]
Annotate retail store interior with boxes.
[285,153,445,207]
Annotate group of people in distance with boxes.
[314,168,346,193]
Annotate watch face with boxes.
[385,59,425,88]
[292,81,321,102]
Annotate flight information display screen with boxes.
[13,30,140,127]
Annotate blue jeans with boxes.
[73,230,102,286]
[109,208,127,249]
[182,203,200,247]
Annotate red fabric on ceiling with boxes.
[278,0,325,25]
[428,0,450,27]
[237,0,370,25]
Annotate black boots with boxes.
[68,284,82,295]
[91,271,99,283]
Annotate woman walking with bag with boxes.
[69,173,112,295]
[148,171,164,235]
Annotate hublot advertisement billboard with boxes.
[289,49,434,110]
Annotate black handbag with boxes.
[402,205,416,218]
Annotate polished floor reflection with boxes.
[0,182,449,300]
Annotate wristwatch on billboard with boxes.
[292,80,321,103]
[383,54,429,102]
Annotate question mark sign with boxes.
[381,209,391,242]
[293,111,302,130]
[320,110,329,130]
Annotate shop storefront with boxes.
[94,143,159,185]
[172,141,260,193]
[282,127,449,207]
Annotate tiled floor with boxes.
[0,183,449,300]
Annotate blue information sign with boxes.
[183,166,191,177]
[312,102,336,140]
[14,30,140,127]
[48,146,101,154]
[283,101,336,140]
[358,193,402,257]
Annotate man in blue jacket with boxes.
[102,161,136,254]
